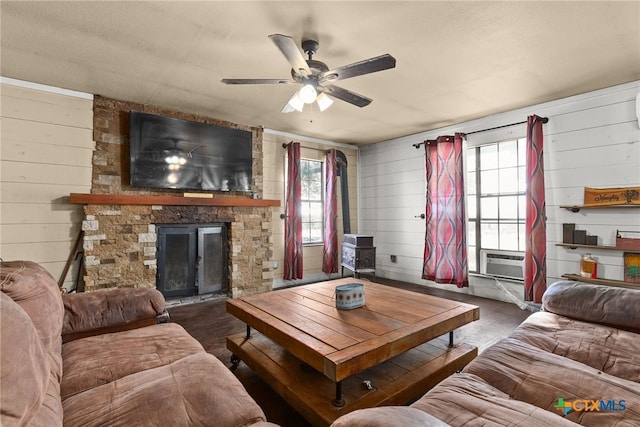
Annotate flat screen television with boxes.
[129,111,252,192]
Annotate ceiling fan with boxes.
[221,34,396,113]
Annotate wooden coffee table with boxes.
[226,278,479,426]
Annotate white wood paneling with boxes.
[359,80,640,302]
[2,84,93,126]
[1,81,93,290]
[3,117,94,149]
[546,121,639,152]
[0,182,89,204]
[1,202,84,224]
[2,161,93,185]
[2,241,77,263]
[1,223,78,243]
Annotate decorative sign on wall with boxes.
[583,186,640,206]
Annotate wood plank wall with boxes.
[359,81,640,302]
[0,82,94,289]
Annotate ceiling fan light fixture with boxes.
[299,82,317,104]
[316,92,333,112]
[282,91,304,113]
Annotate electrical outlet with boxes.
[271,260,279,269]
[390,255,397,263]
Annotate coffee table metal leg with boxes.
[448,331,454,347]
[231,326,252,371]
[332,381,345,407]
[230,353,241,371]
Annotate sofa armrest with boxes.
[62,287,166,342]
[542,280,640,333]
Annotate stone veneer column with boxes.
[81,205,156,290]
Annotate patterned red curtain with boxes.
[284,142,303,280]
[323,149,338,273]
[422,133,468,288]
[524,115,547,302]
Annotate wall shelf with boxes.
[560,204,640,212]
[69,193,281,208]
[555,243,640,254]
[558,201,640,285]
[561,274,640,289]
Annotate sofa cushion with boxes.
[464,337,640,425]
[330,406,450,427]
[62,287,165,338]
[61,322,206,399]
[0,292,61,426]
[510,311,640,382]
[411,373,579,426]
[61,352,269,427]
[1,261,64,427]
[542,280,640,333]
[0,260,64,354]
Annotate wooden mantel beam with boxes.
[69,193,281,208]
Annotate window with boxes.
[467,139,526,272]
[300,159,324,244]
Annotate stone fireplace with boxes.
[80,201,274,298]
[76,96,277,298]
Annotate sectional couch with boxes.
[0,260,278,427]
[331,280,640,426]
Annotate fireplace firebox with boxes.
[156,223,228,298]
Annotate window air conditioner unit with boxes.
[480,249,525,281]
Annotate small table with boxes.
[340,263,375,279]
[226,278,479,426]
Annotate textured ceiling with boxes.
[1,1,639,146]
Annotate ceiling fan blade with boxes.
[320,54,396,83]
[268,34,311,77]
[221,78,293,85]
[322,85,372,108]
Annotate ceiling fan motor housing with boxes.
[301,39,319,57]
[291,59,328,82]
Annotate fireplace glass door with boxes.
[197,226,227,294]
[157,223,227,298]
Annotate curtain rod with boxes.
[412,116,549,149]
[282,142,329,153]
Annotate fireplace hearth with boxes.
[78,200,275,298]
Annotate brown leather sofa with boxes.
[331,280,640,426]
[0,260,278,427]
